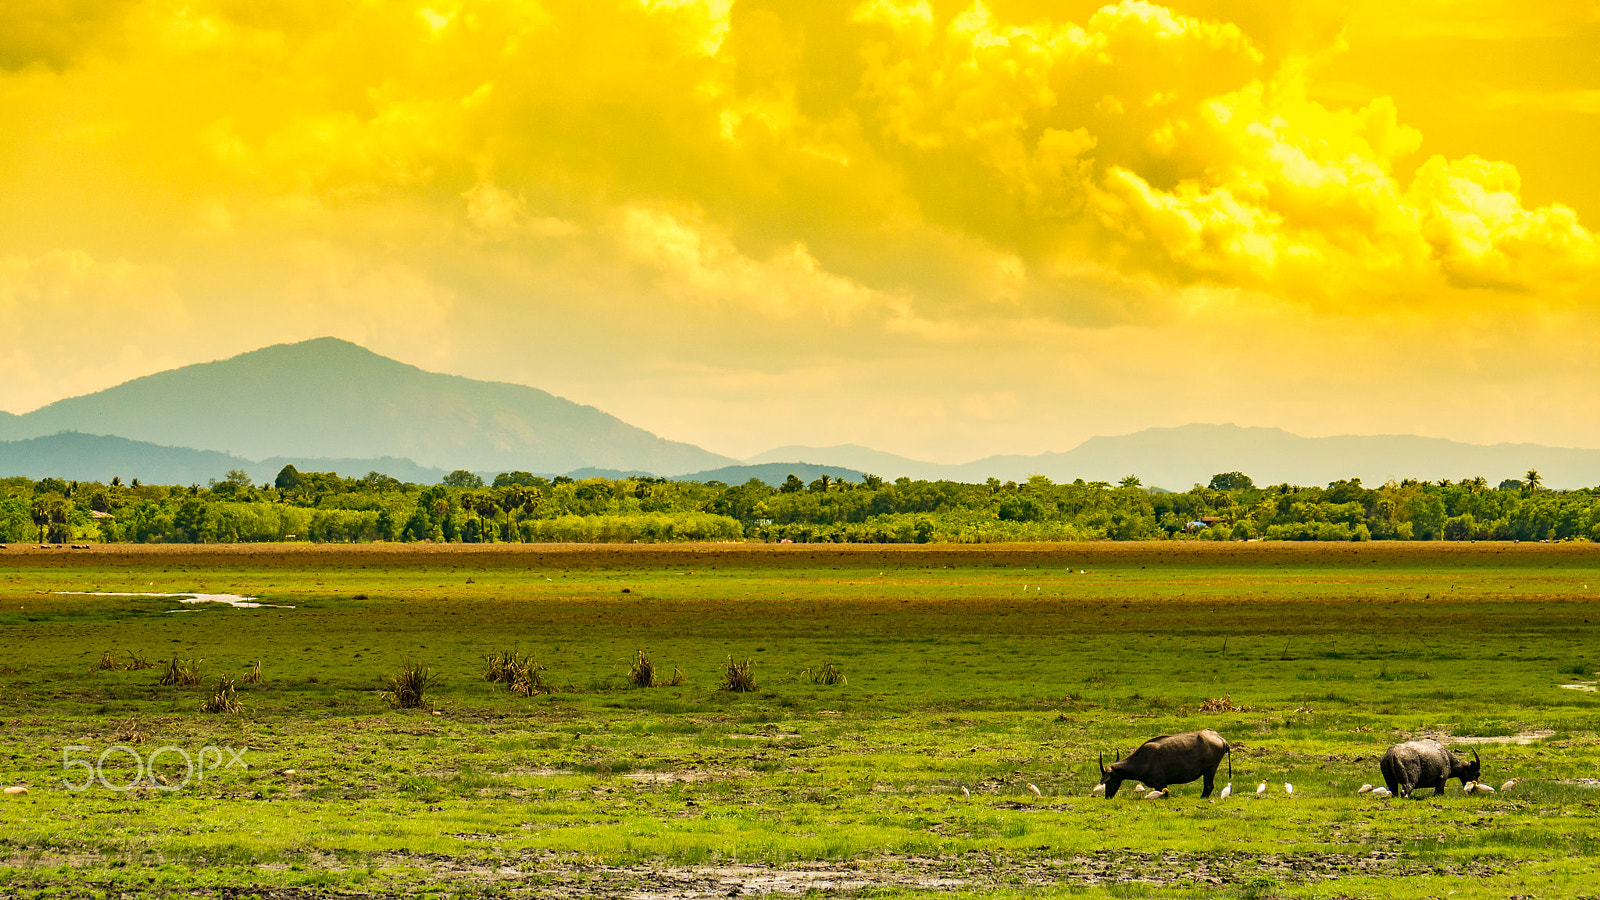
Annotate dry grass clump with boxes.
[201,676,242,714]
[484,650,551,697]
[112,717,144,744]
[159,657,203,686]
[719,656,758,693]
[96,650,155,671]
[383,661,439,709]
[628,650,687,688]
[1200,695,1242,712]
[242,659,262,683]
[628,650,656,687]
[801,663,847,685]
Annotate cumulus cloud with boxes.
[616,204,905,324]
[1,0,1597,455]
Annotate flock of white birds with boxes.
[1000,777,1523,801]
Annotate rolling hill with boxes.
[0,338,735,476]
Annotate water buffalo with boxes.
[1379,739,1480,798]
[1098,729,1231,798]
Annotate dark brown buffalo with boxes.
[1098,729,1231,798]
[1380,739,1480,798]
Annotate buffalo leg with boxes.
[1201,771,1215,797]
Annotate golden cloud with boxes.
[2,0,1597,452]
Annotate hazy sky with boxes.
[3,0,1596,463]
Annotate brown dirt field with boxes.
[4,539,1597,570]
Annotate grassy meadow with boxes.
[0,541,1597,898]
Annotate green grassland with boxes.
[1,542,1597,899]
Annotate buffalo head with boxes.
[1098,751,1128,799]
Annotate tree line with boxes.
[2,465,1597,545]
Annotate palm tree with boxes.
[29,496,50,543]
[1525,470,1543,493]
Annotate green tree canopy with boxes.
[442,470,485,489]
[1208,471,1255,491]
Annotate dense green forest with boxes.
[3,465,1599,545]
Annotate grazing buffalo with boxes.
[1380,739,1480,798]
[1098,729,1231,798]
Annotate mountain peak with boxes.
[0,339,735,475]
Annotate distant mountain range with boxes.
[2,339,1597,489]
[753,425,1600,490]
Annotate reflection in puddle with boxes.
[1560,681,1597,692]
[55,591,295,609]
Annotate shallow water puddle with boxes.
[1559,681,1597,692]
[54,591,295,609]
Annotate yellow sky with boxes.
[2,0,1597,463]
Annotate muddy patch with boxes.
[365,848,1513,897]
[1420,730,1554,745]
[54,591,295,609]
[0,847,1520,899]
[621,771,717,784]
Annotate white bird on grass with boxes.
[1218,782,1232,800]
[1371,787,1393,798]
[1091,784,1106,795]
[1501,778,1519,791]
[1284,782,1294,798]
[1027,783,1042,797]
[1357,784,1374,794]
[1256,781,1267,797]
[1144,788,1169,800]
[960,786,970,798]
[1466,781,1496,794]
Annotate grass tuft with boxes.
[1199,694,1240,712]
[628,649,657,687]
[801,663,847,685]
[159,657,203,686]
[242,659,262,683]
[201,676,242,714]
[96,650,155,671]
[382,661,439,709]
[484,650,551,696]
[719,656,758,692]
[111,716,144,744]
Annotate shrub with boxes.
[719,656,758,692]
[383,661,439,709]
